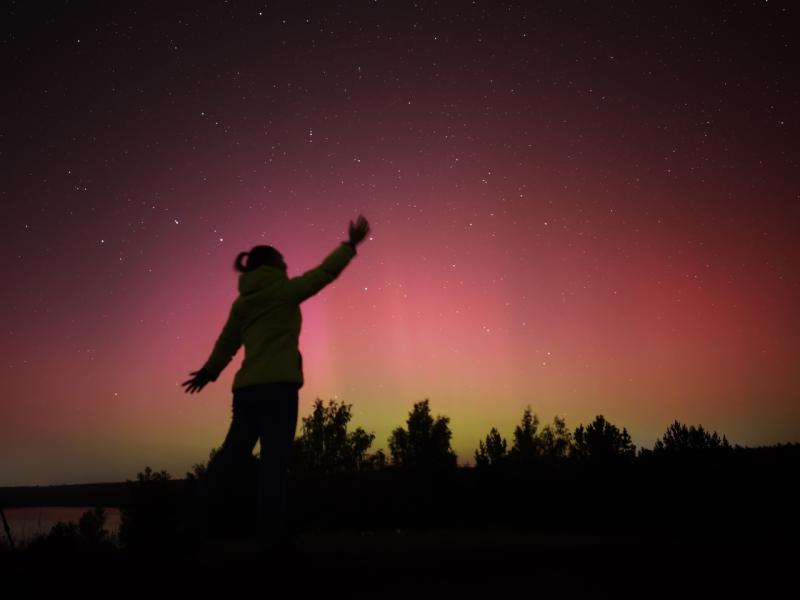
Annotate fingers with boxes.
[351,215,369,234]
[348,215,370,245]
[181,374,207,393]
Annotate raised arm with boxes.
[279,242,356,303]
[279,215,370,303]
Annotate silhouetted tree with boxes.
[185,446,220,481]
[365,448,388,470]
[119,466,186,551]
[27,521,80,553]
[78,507,108,545]
[653,421,731,454]
[475,427,508,468]
[27,507,114,554]
[388,399,457,471]
[293,399,384,474]
[136,466,172,483]
[572,415,636,461]
[348,427,387,471]
[508,406,540,467]
[538,415,573,462]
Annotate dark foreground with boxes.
[3,529,798,599]
[4,444,799,597]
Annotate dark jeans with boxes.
[198,382,300,543]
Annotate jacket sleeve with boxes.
[200,304,243,382]
[279,242,357,303]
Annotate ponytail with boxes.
[234,251,250,273]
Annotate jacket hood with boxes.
[238,265,286,295]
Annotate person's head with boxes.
[234,245,287,274]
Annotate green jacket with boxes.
[201,242,357,391]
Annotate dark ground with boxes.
[2,529,798,599]
[3,449,799,598]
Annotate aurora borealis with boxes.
[2,1,798,486]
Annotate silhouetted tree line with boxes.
[10,398,797,554]
[189,400,799,542]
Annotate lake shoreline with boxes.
[0,480,186,508]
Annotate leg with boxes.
[198,390,261,538]
[256,383,300,545]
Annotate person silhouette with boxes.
[182,214,370,552]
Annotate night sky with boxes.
[2,1,798,486]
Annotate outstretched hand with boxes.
[182,369,211,394]
[348,214,370,246]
